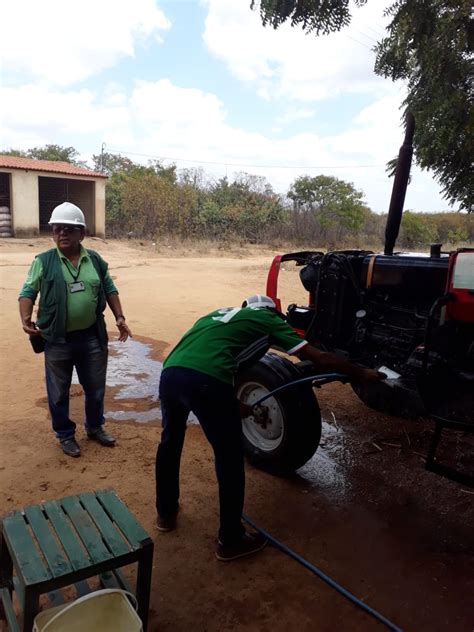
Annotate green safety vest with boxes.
[36,248,109,348]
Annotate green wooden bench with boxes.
[0,490,154,632]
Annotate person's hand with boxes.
[22,318,41,336]
[239,401,254,418]
[116,317,132,342]
[354,368,386,385]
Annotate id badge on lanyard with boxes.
[69,281,86,293]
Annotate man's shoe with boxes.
[87,428,116,447]
[216,532,268,562]
[156,513,178,533]
[60,437,81,458]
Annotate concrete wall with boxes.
[0,168,106,238]
[95,179,106,239]
[8,170,39,237]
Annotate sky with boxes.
[1,0,457,213]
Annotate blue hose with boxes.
[242,513,403,632]
[251,373,348,408]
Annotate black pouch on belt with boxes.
[29,323,46,353]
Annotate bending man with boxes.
[156,295,384,561]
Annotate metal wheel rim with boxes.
[236,380,284,452]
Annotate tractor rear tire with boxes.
[235,353,321,474]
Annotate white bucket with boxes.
[33,589,143,632]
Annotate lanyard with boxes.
[62,258,82,282]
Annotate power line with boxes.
[352,28,378,44]
[344,33,373,50]
[107,148,384,171]
[365,25,385,40]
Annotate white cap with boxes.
[48,202,86,227]
[242,294,277,309]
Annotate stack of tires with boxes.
[0,207,12,238]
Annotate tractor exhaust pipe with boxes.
[384,112,415,255]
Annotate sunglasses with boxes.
[52,225,82,234]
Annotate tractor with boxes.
[236,114,474,486]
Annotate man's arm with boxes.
[267,311,383,384]
[296,344,384,384]
[19,297,41,336]
[19,258,42,336]
[106,293,132,342]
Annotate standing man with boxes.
[156,294,384,561]
[19,202,132,458]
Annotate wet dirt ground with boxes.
[0,238,473,631]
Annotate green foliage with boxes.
[4,146,472,246]
[375,1,473,211]
[1,144,86,166]
[400,211,438,247]
[92,152,136,176]
[253,0,367,35]
[288,174,368,244]
[199,174,285,240]
[252,0,474,211]
[120,172,198,236]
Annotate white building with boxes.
[0,156,108,238]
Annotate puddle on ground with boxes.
[73,339,198,424]
[297,420,351,500]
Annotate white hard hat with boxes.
[242,294,277,309]
[48,202,86,227]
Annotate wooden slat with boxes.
[60,496,112,564]
[79,492,130,557]
[100,571,120,589]
[74,580,91,597]
[42,500,92,571]
[47,589,65,606]
[2,513,51,585]
[113,568,132,592]
[100,569,132,593]
[96,491,150,548]
[0,587,20,632]
[24,506,73,578]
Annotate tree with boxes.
[1,144,86,166]
[91,151,137,176]
[252,1,473,211]
[253,0,367,34]
[200,174,285,240]
[400,211,438,248]
[288,175,368,244]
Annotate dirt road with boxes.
[0,238,472,631]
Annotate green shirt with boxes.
[19,246,118,332]
[164,306,308,384]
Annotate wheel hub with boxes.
[236,381,284,451]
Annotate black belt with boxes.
[65,323,97,341]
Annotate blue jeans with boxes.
[156,367,246,545]
[44,328,108,440]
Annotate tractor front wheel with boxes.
[235,354,321,474]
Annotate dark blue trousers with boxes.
[44,328,108,439]
[156,367,246,545]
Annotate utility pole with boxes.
[100,142,106,173]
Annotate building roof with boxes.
[0,155,108,179]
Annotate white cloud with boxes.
[202,0,392,102]
[2,77,449,212]
[0,0,452,215]
[1,0,170,86]
[276,108,316,125]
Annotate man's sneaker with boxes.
[87,428,116,447]
[216,532,268,562]
[60,437,81,458]
[156,513,178,533]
